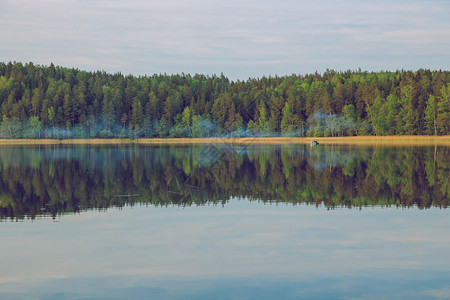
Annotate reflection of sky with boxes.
[1,200,450,299]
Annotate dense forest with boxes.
[0,144,448,219]
[0,61,449,138]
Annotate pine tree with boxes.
[258,102,272,135]
[280,102,294,136]
[130,98,144,137]
[424,95,437,135]
[436,84,450,135]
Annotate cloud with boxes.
[420,287,450,299]
[0,0,449,79]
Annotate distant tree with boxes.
[424,95,437,135]
[342,104,357,135]
[367,96,389,136]
[48,106,55,138]
[269,93,284,133]
[246,119,259,136]
[258,102,272,135]
[180,106,192,130]
[29,116,42,138]
[191,114,213,138]
[280,102,295,136]
[400,85,416,135]
[386,94,400,135]
[0,61,449,138]
[130,98,144,137]
[31,88,44,116]
[436,84,450,135]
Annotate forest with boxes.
[0,61,449,138]
[0,144,448,220]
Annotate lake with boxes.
[0,144,449,299]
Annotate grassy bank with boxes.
[0,136,449,146]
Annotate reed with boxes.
[0,136,449,146]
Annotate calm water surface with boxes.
[0,144,449,299]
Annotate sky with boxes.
[1,0,449,80]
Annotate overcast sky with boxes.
[1,0,449,80]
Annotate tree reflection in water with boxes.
[0,144,448,220]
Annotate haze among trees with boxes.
[0,61,449,138]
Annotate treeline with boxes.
[0,145,448,219]
[0,61,449,138]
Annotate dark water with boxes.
[0,144,449,299]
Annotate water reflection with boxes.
[1,203,450,299]
[0,144,448,219]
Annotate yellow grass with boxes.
[0,136,449,146]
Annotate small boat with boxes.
[310,140,319,146]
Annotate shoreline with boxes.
[0,136,449,146]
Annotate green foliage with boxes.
[436,84,450,135]
[29,116,42,138]
[424,95,437,135]
[0,116,22,138]
[280,102,295,135]
[0,62,449,138]
[258,102,272,136]
[191,114,213,137]
[246,119,259,136]
[342,104,356,122]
